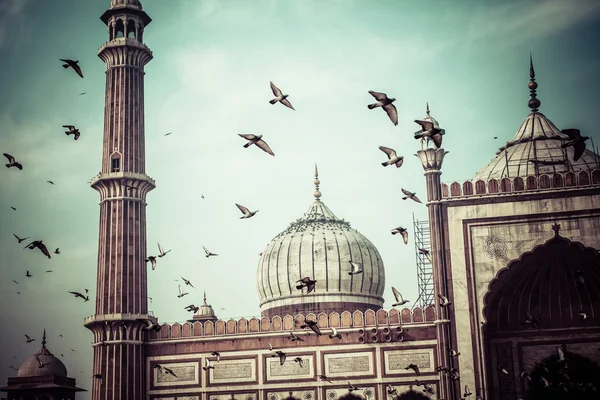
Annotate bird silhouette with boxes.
[68,291,89,302]
[13,234,29,244]
[236,203,258,219]
[138,318,161,332]
[185,304,199,313]
[524,311,540,329]
[328,327,342,339]
[54,248,61,254]
[367,90,397,125]
[202,358,215,371]
[347,381,361,392]
[157,242,171,257]
[391,227,408,244]
[25,334,35,343]
[145,255,157,270]
[238,134,275,156]
[210,351,220,362]
[293,357,304,368]
[269,81,295,110]
[295,277,317,293]
[560,129,589,162]
[289,332,304,342]
[203,246,218,257]
[181,277,194,288]
[438,294,451,307]
[379,146,403,168]
[10,206,16,211]
[406,363,420,375]
[60,59,84,78]
[63,125,81,140]
[177,285,188,298]
[391,287,409,306]
[272,350,286,365]
[25,270,33,278]
[47,181,55,185]
[401,188,422,203]
[163,367,177,377]
[418,248,432,263]
[348,261,363,275]
[300,319,322,335]
[414,118,444,148]
[3,153,23,170]
[319,374,333,383]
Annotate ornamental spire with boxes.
[42,328,47,348]
[314,164,322,200]
[528,53,541,112]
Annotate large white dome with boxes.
[257,169,385,317]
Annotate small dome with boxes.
[110,0,142,9]
[474,112,599,180]
[192,292,217,322]
[257,168,385,317]
[17,333,68,378]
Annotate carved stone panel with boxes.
[266,355,313,381]
[266,389,316,400]
[208,358,256,385]
[156,397,199,400]
[208,393,257,400]
[383,348,435,375]
[323,351,374,378]
[153,361,199,387]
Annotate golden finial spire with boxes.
[528,53,541,112]
[314,163,321,200]
[42,329,47,348]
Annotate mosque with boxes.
[3,1,600,400]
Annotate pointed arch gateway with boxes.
[481,224,600,400]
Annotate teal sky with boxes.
[1,0,599,395]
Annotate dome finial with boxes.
[426,102,430,115]
[528,53,541,112]
[203,291,207,304]
[314,163,321,200]
[42,329,47,348]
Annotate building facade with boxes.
[82,2,600,400]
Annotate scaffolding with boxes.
[412,213,434,309]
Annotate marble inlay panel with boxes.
[384,348,434,375]
[208,358,256,384]
[323,351,374,377]
[154,362,199,387]
[266,355,313,380]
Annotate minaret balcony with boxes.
[84,313,158,328]
[90,171,155,186]
[98,37,152,55]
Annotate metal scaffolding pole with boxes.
[413,212,434,309]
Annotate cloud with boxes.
[0,0,29,48]
[466,0,600,48]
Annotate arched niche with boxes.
[337,393,365,400]
[398,391,431,400]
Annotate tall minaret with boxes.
[84,1,155,399]
[414,105,459,400]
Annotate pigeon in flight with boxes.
[497,366,510,375]
[164,367,177,377]
[25,334,35,343]
[177,285,189,298]
[13,280,19,284]
[181,277,194,288]
[300,319,322,336]
[236,203,258,219]
[289,332,304,342]
[60,59,84,78]
[238,134,275,156]
[391,287,409,307]
[391,227,408,244]
[3,153,23,170]
[26,270,33,277]
[137,318,161,332]
[165,132,172,136]
[418,248,432,263]
[63,125,81,140]
[203,246,218,257]
[347,381,361,392]
[293,357,304,368]
[295,277,317,293]
[79,92,87,95]
[54,248,61,255]
[47,181,55,185]
[463,385,473,397]
[414,118,444,149]
[13,234,29,244]
[68,291,89,302]
[269,81,295,110]
[449,349,461,357]
[10,206,16,211]
[348,261,363,275]
[272,350,287,365]
[145,255,157,270]
[438,294,451,307]
[387,385,398,396]
[157,243,171,258]
[579,312,588,321]
[319,374,333,383]
[560,129,589,162]
[35,355,49,368]
[328,327,342,339]
[367,90,397,125]
[210,351,221,362]
[378,146,403,168]
[406,363,420,375]
[401,188,422,203]
[524,311,540,329]
[185,304,199,313]
[46,270,53,273]
[202,359,215,371]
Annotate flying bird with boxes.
[406,363,420,375]
[79,92,87,95]
[348,261,363,275]
[379,146,403,168]
[497,366,510,375]
[268,81,295,110]
[13,280,19,284]
[60,59,84,78]
[391,287,409,307]
[165,132,172,136]
[47,181,55,185]
[295,277,317,293]
[181,277,194,288]
[145,255,157,270]
[68,291,89,302]
[289,332,304,342]
[13,234,29,244]
[300,319,322,336]
[157,242,171,257]
[137,318,161,332]
[35,355,49,368]
[401,188,422,203]
[449,349,460,357]
[367,90,397,125]
[329,327,342,339]
[153,364,163,373]
[418,248,432,263]
[524,311,540,329]
[202,358,215,371]
[438,294,451,307]
[347,381,361,392]
[25,334,35,343]
[3,153,23,170]
[10,206,16,211]
[414,118,444,148]
[185,304,199,313]
[210,351,220,362]
[63,125,81,140]
[46,270,53,273]
[54,248,61,254]
[560,129,589,162]
[238,134,275,156]
[25,271,33,278]
[556,346,566,363]
[272,350,286,365]
[579,312,588,321]
[319,374,333,383]
[163,367,177,377]
[293,357,304,368]
[177,285,188,298]
[203,246,218,257]
[387,385,398,396]
[463,385,473,397]
[236,203,258,219]
[391,227,408,244]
